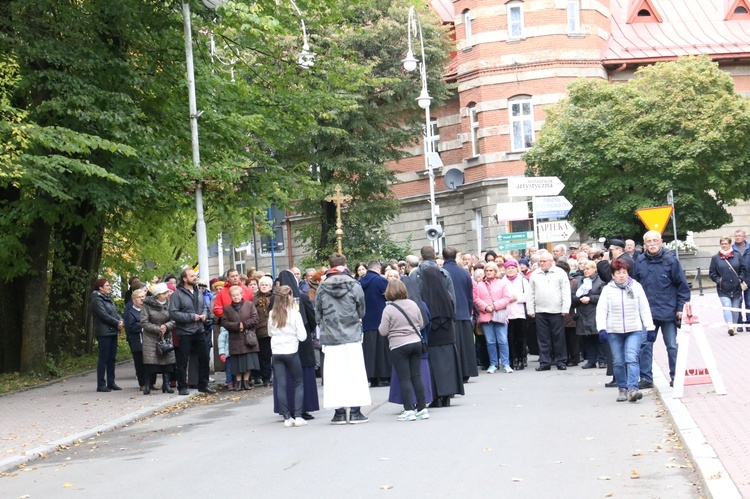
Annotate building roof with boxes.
[430,0,454,24]
[603,0,750,64]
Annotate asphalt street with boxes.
[0,360,701,498]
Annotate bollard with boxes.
[696,267,704,296]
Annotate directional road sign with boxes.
[534,196,572,219]
[636,206,673,234]
[498,231,535,242]
[498,241,534,252]
[495,202,530,222]
[508,176,565,197]
[537,220,575,243]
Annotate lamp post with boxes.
[182,2,210,280]
[403,6,438,247]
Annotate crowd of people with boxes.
[92,228,750,422]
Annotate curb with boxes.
[653,365,741,498]
[0,390,199,473]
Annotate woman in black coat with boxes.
[272,270,319,419]
[572,261,607,369]
[709,236,746,336]
[90,278,123,392]
[124,288,155,390]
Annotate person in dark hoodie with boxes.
[360,260,391,387]
[314,253,371,424]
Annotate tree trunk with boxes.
[20,217,52,374]
[0,277,24,373]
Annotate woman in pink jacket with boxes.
[473,261,514,373]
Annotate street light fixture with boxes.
[403,6,440,247]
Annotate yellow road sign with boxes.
[636,206,673,234]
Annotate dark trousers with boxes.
[581,335,608,366]
[175,333,210,390]
[565,327,579,365]
[253,336,272,382]
[390,342,426,412]
[508,319,527,365]
[131,350,147,387]
[97,336,118,388]
[273,353,303,418]
[475,329,490,369]
[536,313,567,367]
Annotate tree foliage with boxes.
[523,55,750,240]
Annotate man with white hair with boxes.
[528,251,571,371]
[553,244,567,261]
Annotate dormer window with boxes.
[626,0,662,23]
[726,0,750,19]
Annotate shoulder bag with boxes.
[485,281,507,323]
[244,329,259,349]
[389,302,428,354]
[725,258,747,291]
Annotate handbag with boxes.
[485,281,507,323]
[389,302,428,354]
[724,258,747,291]
[156,333,174,357]
[244,329,258,349]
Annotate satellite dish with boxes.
[443,168,464,191]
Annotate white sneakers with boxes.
[487,366,498,374]
[284,417,308,427]
[503,365,514,373]
[397,410,417,421]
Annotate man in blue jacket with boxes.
[633,230,691,388]
[360,260,391,387]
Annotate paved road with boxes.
[0,360,700,498]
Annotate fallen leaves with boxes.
[379,485,393,490]
[63,482,73,488]
[710,471,722,479]
[597,476,611,481]
[630,469,640,479]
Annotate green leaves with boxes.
[524,55,750,239]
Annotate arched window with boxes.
[463,9,473,46]
[508,96,534,151]
[468,103,479,157]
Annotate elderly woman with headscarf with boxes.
[572,260,606,369]
[272,269,320,420]
[91,278,124,392]
[140,283,177,394]
[252,275,274,386]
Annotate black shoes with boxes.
[143,385,151,395]
[556,365,567,371]
[107,384,122,391]
[301,412,315,420]
[96,386,111,393]
[566,361,578,367]
[178,388,190,396]
[581,363,597,369]
[348,411,369,424]
[535,365,551,371]
[198,386,217,394]
[162,382,174,394]
[605,379,618,388]
[638,380,654,389]
[330,413,347,425]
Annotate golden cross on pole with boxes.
[325,184,352,254]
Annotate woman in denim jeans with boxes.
[596,259,655,403]
[709,236,746,336]
[473,261,513,374]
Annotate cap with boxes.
[610,239,626,249]
[151,283,169,296]
[504,260,518,268]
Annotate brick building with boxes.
[389,0,750,261]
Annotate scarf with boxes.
[576,277,593,298]
[256,291,271,313]
[720,248,734,259]
[505,273,517,282]
[613,277,634,299]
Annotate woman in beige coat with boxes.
[140,283,177,395]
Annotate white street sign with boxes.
[494,202,530,222]
[534,196,572,218]
[508,176,565,197]
[537,220,575,243]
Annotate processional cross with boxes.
[325,184,352,254]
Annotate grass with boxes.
[0,336,132,394]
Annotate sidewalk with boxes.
[652,290,748,499]
[0,363,200,472]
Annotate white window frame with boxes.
[509,97,535,152]
[469,104,479,157]
[463,10,473,46]
[429,118,439,153]
[507,2,524,40]
[567,1,581,34]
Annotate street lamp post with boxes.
[182,2,210,281]
[403,6,439,248]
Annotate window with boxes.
[567,1,581,34]
[507,2,524,39]
[428,118,439,153]
[737,6,749,13]
[469,104,479,157]
[234,248,247,275]
[463,9,473,46]
[509,97,534,151]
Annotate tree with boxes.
[523,55,750,240]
